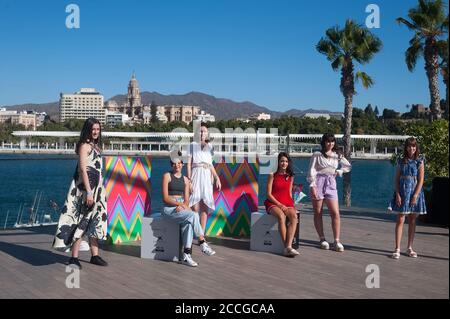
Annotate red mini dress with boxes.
[264,172,295,213]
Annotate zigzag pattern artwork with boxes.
[104,156,152,244]
[208,158,259,237]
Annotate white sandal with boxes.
[392,249,400,259]
[406,248,418,258]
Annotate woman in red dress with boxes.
[264,152,299,257]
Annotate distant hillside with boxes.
[108,91,282,120]
[2,102,59,120]
[3,92,338,122]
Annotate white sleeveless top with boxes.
[190,142,213,164]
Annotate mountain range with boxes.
[2,91,338,121]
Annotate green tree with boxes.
[437,36,449,117]
[316,19,383,206]
[364,103,376,119]
[374,105,380,117]
[392,120,449,188]
[397,0,448,120]
[382,108,400,119]
[150,101,158,123]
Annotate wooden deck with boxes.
[0,205,448,299]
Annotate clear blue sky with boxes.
[0,0,447,113]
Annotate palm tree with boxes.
[397,0,448,120]
[317,19,382,206]
[437,14,449,117]
[438,37,449,117]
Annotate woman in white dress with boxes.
[187,122,222,232]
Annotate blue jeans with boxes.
[163,199,204,249]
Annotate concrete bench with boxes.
[141,214,182,262]
[250,211,300,254]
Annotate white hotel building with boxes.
[59,88,106,124]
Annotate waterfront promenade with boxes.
[0,205,447,299]
[0,148,392,159]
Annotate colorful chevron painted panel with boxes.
[208,158,259,237]
[104,156,152,244]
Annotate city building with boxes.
[35,112,47,127]
[249,112,271,121]
[0,108,18,124]
[106,111,129,127]
[195,110,215,122]
[236,117,251,123]
[0,108,39,130]
[127,72,142,117]
[302,113,331,120]
[329,112,344,120]
[142,107,169,124]
[157,105,201,124]
[59,88,106,124]
[105,73,208,124]
[411,104,430,115]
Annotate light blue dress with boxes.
[388,157,427,215]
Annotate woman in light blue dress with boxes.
[388,137,427,259]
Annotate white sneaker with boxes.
[181,253,198,267]
[333,242,344,252]
[319,240,330,250]
[200,242,216,256]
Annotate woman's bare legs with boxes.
[89,237,99,256]
[325,199,341,242]
[312,199,325,240]
[284,208,298,248]
[71,238,81,258]
[268,206,287,244]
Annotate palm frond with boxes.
[396,17,419,31]
[405,37,424,71]
[355,71,374,89]
[316,39,341,62]
[325,26,341,45]
[331,56,344,71]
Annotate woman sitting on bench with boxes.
[264,152,299,257]
[161,155,216,267]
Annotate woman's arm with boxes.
[395,166,401,206]
[162,173,183,207]
[183,176,191,208]
[79,144,94,206]
[289,177,294,200]
[336,156,352,176]
[210,164,221,191]
[307,153,318,188]
[266,173,285,209]
[411,162,425,205]
[187,155,192,180]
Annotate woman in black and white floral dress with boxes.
[52,118,108,268]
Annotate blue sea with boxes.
[0,154,395,228]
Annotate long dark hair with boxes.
[193,121,210,143]
[320,133,341,158]
[75,118,102,154]
[276,152,294,178]
[402,137,420,161]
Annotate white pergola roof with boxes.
[12,131,409,141]
[12,131,278,138]
[289,134,409,141]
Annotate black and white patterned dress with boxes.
[52,145,107,250]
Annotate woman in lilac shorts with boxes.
[307,133,351,252]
